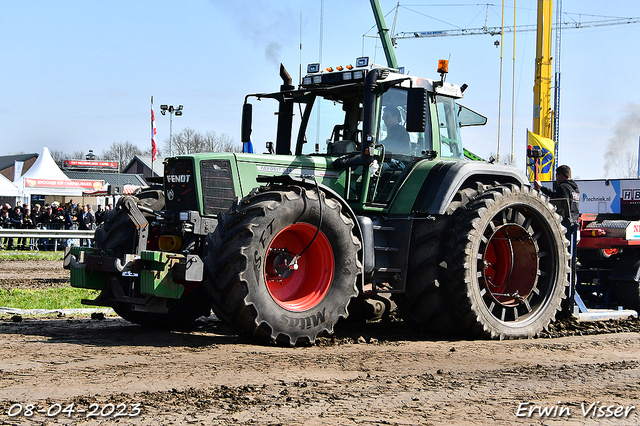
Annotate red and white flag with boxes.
[151,96,158,161]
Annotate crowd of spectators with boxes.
[0,199,113,250]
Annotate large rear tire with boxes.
[446,184,570,339]
[95,191,211,329]
[204,186,361,346]
[393,185,483,336]
[392,215,459,336]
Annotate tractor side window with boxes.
[377,88,426,157]
[436,95,463,159]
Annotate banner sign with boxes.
[62,160,118,169]
[24,178,104,190]
[14,161,24,182]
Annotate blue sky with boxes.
[1,1,639,179]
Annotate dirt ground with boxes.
[1,259,639,425]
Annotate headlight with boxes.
[342,72,352,81]
[179,211,189,221]
[312,75,322,84]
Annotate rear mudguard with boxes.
[388,160,529,215]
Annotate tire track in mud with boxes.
[0,316,639,425]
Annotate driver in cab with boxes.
[381,106,410,155]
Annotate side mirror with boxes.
[406,87,427,133]
[241,103,253,143]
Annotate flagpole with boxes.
[151,96,156,177]
[151,96,154,176]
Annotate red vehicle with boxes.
[573,179,640,312]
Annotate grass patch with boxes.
[0,251,63,261]
[0,287,100,310]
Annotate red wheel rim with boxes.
[482,224,538,307]
[265,223,334,312]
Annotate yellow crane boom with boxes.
[533,0,553,139]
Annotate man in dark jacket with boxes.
[64,204,75,247]
[381,106,411,154]
[534,164,580,224]
[9,206,23,249]
[78,204,96,247]
[534,165,581,312]
[95,204,105,225]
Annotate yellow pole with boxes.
[533,0,553,139]
[497,0,505,162]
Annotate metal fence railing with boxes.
[0,229,95,252]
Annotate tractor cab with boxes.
[241,57,486,209]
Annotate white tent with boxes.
[0,173,21,197]
[21,147,69,181]
[21,147,84,196]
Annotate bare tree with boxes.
[49,149,67,166]
[50,150,88,166]
[164,127,200,155]
[218,133,240,153]
[202,131,240,153]
[615,150,639,178]
[101,141,142,172]
[164,128,239,155]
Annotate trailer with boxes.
[572,178,640,316]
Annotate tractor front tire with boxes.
[204,186,361,346]
[446,184,570,339]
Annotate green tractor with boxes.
[66,58,570,345]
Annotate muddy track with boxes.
[0,259,639,425]
[0,259,69,291]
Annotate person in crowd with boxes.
[64,203,76,247]
[22,208,33,228]
[74,204,83,223]
[30,204,41,228]
[78,204,95,247]
[23,208,34,229]
[86,204,96,225]
[38,205,54,250]
[51,202,64,224]
[95,204,105,226]
[9,205,23,249]
[40,205,53,224]
[0,209,10,249]
[22,207,34,250]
